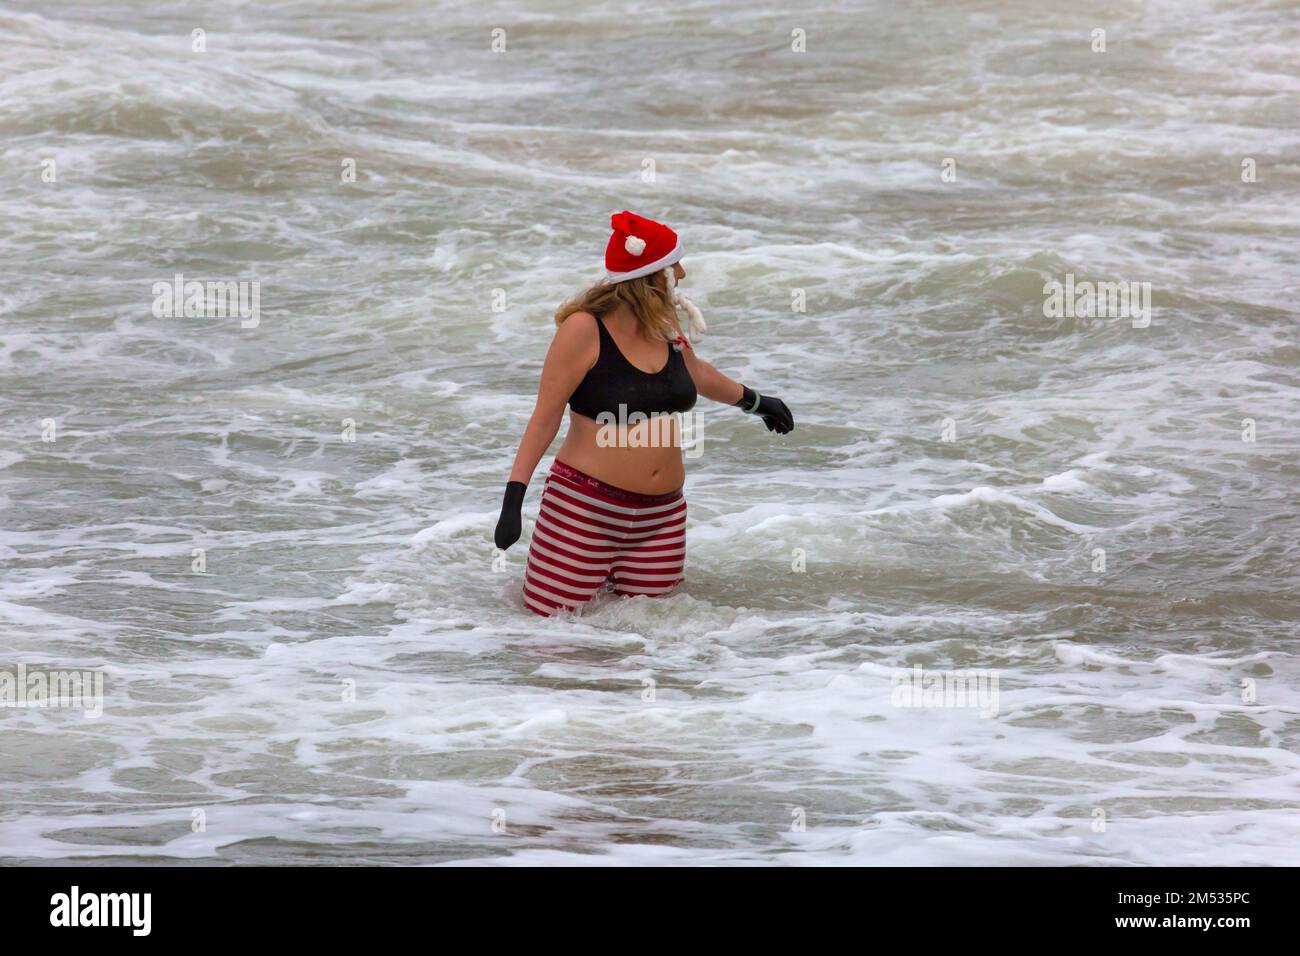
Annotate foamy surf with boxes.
[2,0,1298,867]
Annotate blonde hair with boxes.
[554,273,679,342]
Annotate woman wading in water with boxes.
[494,211,794,616]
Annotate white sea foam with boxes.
[0,0,1297,866]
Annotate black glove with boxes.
[494,481,527,550]
[735,385,794,434]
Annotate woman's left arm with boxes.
[680,346,744,405]
[680,342,794,434]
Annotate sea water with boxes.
[1,0,1298,865]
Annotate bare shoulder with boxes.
[558,311,597,336]
[549,311,600,364]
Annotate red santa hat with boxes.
[604,210,684,281]
[602,210,706,346]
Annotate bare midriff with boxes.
[555,410,685,495]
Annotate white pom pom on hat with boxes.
[624,235,646,256]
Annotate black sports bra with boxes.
[568,317,698,420]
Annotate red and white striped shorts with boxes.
[523,461,686,617]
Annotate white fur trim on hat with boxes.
[624,235,646,255]
[605,237,684,282]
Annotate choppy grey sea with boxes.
[1,0,1298,864]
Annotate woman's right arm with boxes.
[494,314,597,550]
[507,312,597,483]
